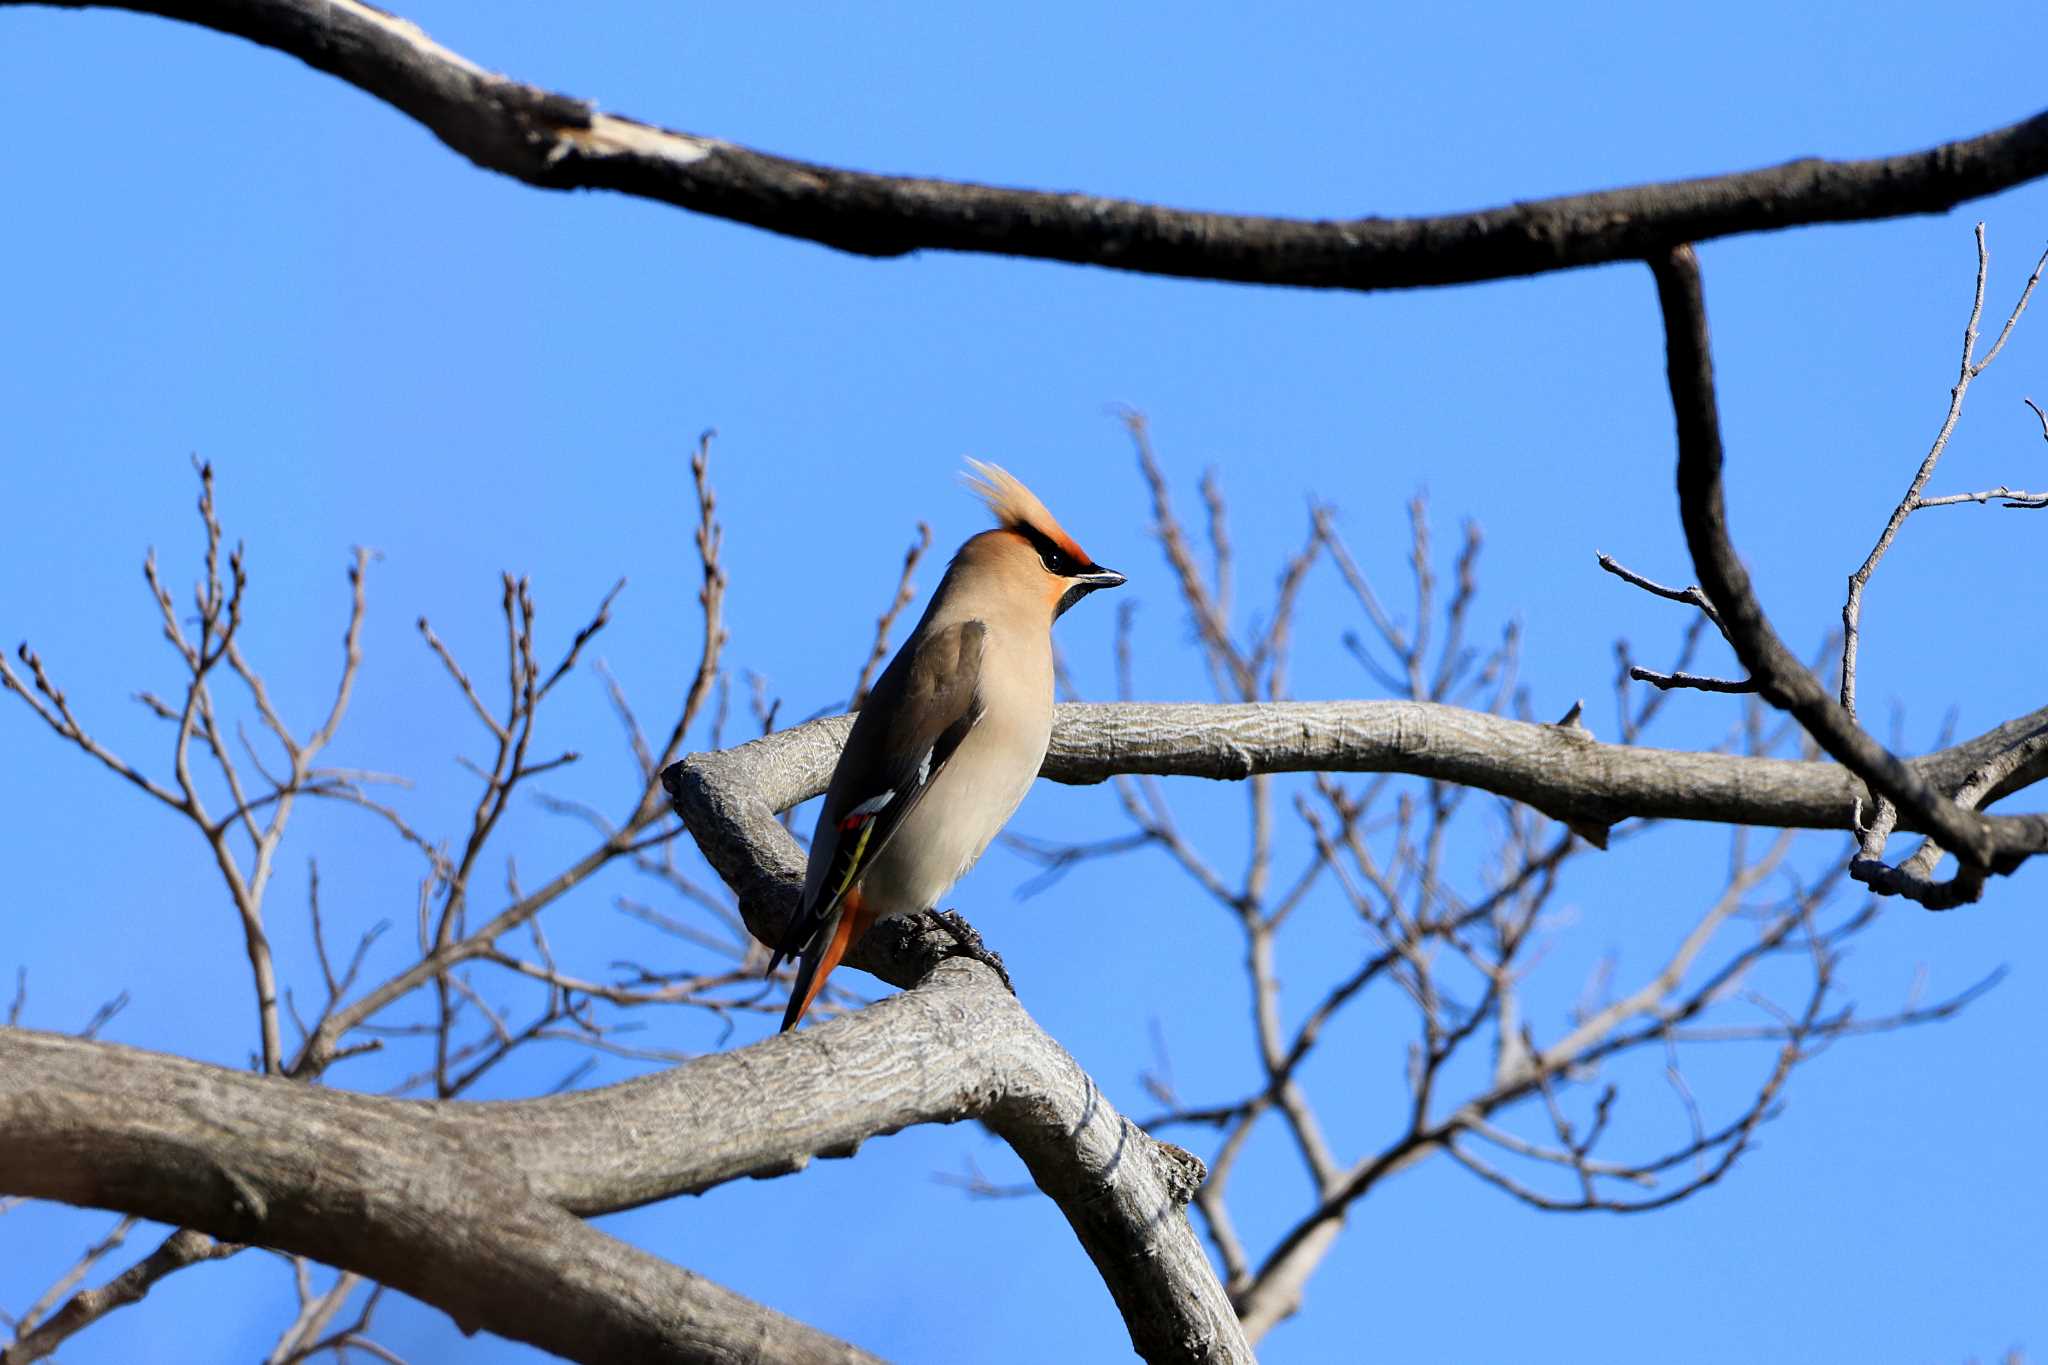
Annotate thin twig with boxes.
[850,522,931,711]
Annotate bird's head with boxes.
[958,460,1126,620]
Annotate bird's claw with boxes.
[928,909,1015,995]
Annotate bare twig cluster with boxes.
[1006,428,1988,1340]
[1636,233,2048,912]
[1,447,760,1361]
[1833,230,2048,906]
[0,460,370,1075]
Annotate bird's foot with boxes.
[927,909,1015,995]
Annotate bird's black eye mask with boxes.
[1014,524,1122,617]
[1019,524,1085,577]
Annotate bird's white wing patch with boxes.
[843,791,895,822]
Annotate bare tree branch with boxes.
[10,1,2048,293]
[671,696,2048,920]
[1,451,759,1349]
[2,953,1246,1365]
[1840,225,2048,720]
[661,731,1252,1362]
[1649,242,2048,883]
[3,1228,240,1365]
[289,437,729,1080]
[3,1031,880,1365]
[849,522,931,711]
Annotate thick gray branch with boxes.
[666,700,2048,974]
[14,0,2048,292]
[1038,700,2048,822]
[647,692,2048,1354]
[1,958,1245,1364]
[0,1029,879,1365]
[660,730,1252,1363]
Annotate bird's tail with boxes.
[779,887,875,1031]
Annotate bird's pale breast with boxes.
[859,624,1052,918]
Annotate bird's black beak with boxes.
[1054,566,1126,619]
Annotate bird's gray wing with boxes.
[769,619,986,980]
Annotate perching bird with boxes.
[767,462,1125,1030]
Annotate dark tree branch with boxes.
[4,1228,240,1365]
[1627,666,1758,695]
[1648,243,2048,877]
[11,0,2048,293]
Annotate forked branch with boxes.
[1649,242,2048,900]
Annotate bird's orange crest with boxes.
[962,459,1091,562]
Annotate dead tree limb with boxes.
[1650,242,2048,899]
[11,0,2048,292]
[666,697,2048,971]
[0,1031,879,1365]
[1,950,1245,1365]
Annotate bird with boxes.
[767,461,1125,1031]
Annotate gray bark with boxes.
[0,1029,879,1364]
[669,699,2048,990]
[11,685,2045,1363]
[11,688,2044,1362]
[1,962,1245,1363]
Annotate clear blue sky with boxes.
[4,3,2045,1361]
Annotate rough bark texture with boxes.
[2,967,1249,1362]
[661,719,1257,1363]
[668,698,2048,984]
[0,1030,879,1365]
[658,694,2048,1349]
[12,0,2048,292]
